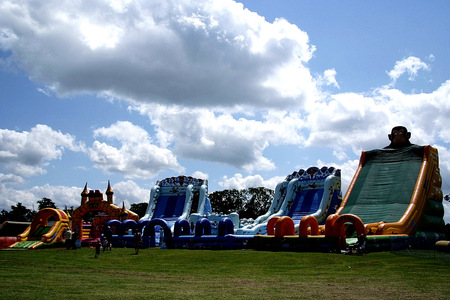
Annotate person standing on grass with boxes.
[100,234,107,252]
[134,230,142,255]
[65,228,72,250]
[72,228,79,250]
[105,226,113,251]
[95,240,101,258]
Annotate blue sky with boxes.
[1,0,449,222]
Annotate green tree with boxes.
[8,203,34,222]
[0,209,9,224]
[37,198,57,210]
[209,189,246,215]
[130,202,148,218]
[209,187,275,219]
[240,187,274,219]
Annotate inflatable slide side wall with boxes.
[239,174,293,231]
[336,145,445,238]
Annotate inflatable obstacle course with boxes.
[237,167,341,235]
[251,145,446,252]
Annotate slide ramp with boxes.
[13,208,70,248]
[141,176,210,231]
[282,167,341,229]
[336,145,445,238]
[237,167,341,235]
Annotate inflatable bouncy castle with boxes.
[71,181,139,245]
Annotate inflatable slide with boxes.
[335,145,445,239]
[236,172,294,235]
[140,175,211,230]
[10,208,70,249]
[237,167,341,235]
[0,221,30,248]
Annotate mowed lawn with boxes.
[1,247,449,299]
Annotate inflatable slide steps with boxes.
[82,228,91,239]
[9,241,43,249]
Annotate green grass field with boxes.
[1,247,449,299]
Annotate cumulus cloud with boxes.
[316,69,340,89]
[89,121,184,178]
[0,183,81,211]
[304,79,450,156]
[0,0,317,109]
[133,104,306,171]
[110,180,150,206]
[0,125,85,177]
[191,171,209,180]
[387,56,430,85]
[219,173,284,190]
[0,180,150,211]
[443,201,450,224]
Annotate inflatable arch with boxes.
[266,217,280,235]
[274,216,295,237]
[195,218,212,237]
[299,215,319,237]
[174,219,190,237]
[328,214,365,238]
[139,219,173,247]
[218,218,234,236]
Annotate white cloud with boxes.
[111,180,150,206]
[219,173,284,190]
[304,79,450,155]
[133,104,306,172]
[316,69,340,89]
[387,56,430,85]
[0,0,317,110]
[0,125,85,177]
[0,173,24,185]
[0,183,81,211]
[89,121,184,179]
[443,201,450,224]
[316,159,359,197]
[192,171,209,180]
[0,180,150,211]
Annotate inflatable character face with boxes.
[386,126,412,149]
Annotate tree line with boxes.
[0,187,274,223]
[0,198,58,223]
